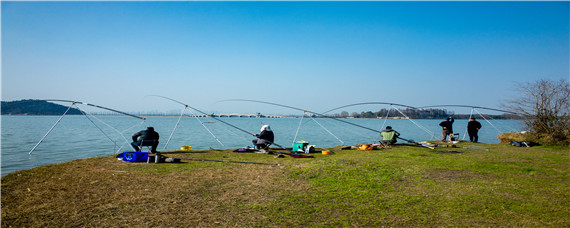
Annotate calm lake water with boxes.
[1,115,524,176]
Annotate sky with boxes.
[1,1,569,115]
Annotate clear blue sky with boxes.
[2,1,569,115]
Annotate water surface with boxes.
[1,115,523,176]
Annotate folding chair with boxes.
[133,140,158,153]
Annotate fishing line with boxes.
[310,117,345,145]
[29,102,75,155]
[474,108,503,134]
[393,108,437,140]
[81,109,134,146]
[212,120,251,142]
[76,105,144,153]
[76,105,116,143]
[462,108,475,141]
[319,117,373,140]
[185,107,225,147]
[292,110,306,143]
[374,105,393,142]
[476,110,518,133]
[164,107,187,149]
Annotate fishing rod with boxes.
[322,102,418,114]
[150,96,298,154]
[396,137,436,149]
[416,104,524,116]
[175,157,278,166]
[218,99,386,135]
[43,99,145,120]
[29,99,145,154]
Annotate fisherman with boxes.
[252,125,274,151]
[467,117,482,142]
[439,116,455,142]
[380,126,400,147]
[131,127,160,153]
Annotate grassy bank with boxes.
[2,142,569,227]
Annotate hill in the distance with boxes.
[1,100,82,115]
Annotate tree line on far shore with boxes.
[328,108,521,120]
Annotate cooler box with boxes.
[117,151,149,162]
[292,141,309,152]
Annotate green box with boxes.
[292,141,309,152]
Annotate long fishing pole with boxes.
[396,137,435,150]
[322,102,417,114]
[150,95,296,153]
[218,99,386,135]
[29,99,145,154]
[175,157,278,166]
[417,104,524,116]
[324,102,437,140]
[43,99,145,120]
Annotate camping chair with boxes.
[379,141,392,149]
[135,140,158,153]
[254,142,272,154]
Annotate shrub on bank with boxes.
[498,132,570,146]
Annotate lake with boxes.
[1,115,524,176]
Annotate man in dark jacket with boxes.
[131,127,160,153]
[252,125,274,151]
[439,117,454,142]
[467,118,482,142]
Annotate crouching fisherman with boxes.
[252,125,274,151]
[131,127,160,153]
[380,126,400,147]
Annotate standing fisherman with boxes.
[131,127,160,153]
[467,118,482,142]
[252,125,274,151]
[439,116,455,142]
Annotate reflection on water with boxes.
[1,115,523,175]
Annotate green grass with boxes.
[2,142,569,227]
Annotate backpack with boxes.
[358,144,373,151]
[510,141,540,147]
[510,141,522,147]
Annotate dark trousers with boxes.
[468,130,479,142]
[131,140,159,152]
[252,139,269,150]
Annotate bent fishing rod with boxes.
[29,99,145,154]
[43,99,145,120]
[174,157,278,166]
[149,95,298,154]
[416,104,524,116]
[322,102,418,114]
[396,136,435,149]
[218,99,387,135]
